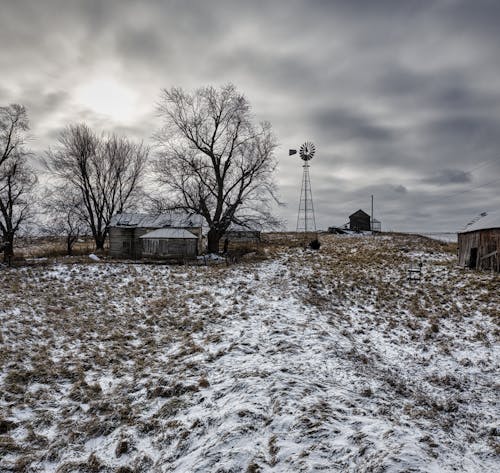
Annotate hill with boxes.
[0,234,498,472]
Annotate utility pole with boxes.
[371,194,374,232]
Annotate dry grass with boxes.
[0,233,498,472]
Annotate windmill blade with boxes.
[289,149,297,156]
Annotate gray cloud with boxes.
[393,185,408,194]
[423,169,472,185]
[1,0,500,232]
[313,108,396,143]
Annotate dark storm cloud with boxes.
[312,108,396,143]
[1,0,500,232]
[393,185,408,194]
[114,28,169,65]
[375,66,493,113]
[423,169,472,185]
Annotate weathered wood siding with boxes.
[458,229,500,271]
[110,225,202,259]
[224,231,261,242]
[186,227,203,253]
[141,238,197,258]
[349,212,371,231]
[109,227,135,258]
[220,231,261,252]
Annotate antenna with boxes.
[294,142,317,234]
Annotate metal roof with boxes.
[110,212,201,228]
[139,228,198,239]
[460,211,500,233]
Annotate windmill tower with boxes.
[290,142,317,235]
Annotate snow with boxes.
[0,234,498,472]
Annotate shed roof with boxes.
[110,212,201,228]
[139,228,198,239]
[225,224,262,233]
[460,211,500,233]
[349,209,370,219]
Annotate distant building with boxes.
[349,209,371,232]
[220,225,261,253]
[458,212,500,272]
[109,212,202,259]
[372,218,382,232]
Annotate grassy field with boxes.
[0,233,498,472]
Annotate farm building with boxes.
[220,226,261,253]
[140,228,198,259]
[372,218,382,232]
[109,212,202,259]
[349,209,371,232]
[458,212,500,272]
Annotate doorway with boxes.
[469,247,478,269]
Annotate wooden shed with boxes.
[220,226,261,253]
[458,212,500,272]
[140,228,198,259]
[349,209,371,232]
[109,212,202,259]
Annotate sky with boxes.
[1,0,500,232]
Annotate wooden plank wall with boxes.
[109,227,135,258]
[349,215,370,231]
[141,238,197,258]
[110,226,202,259]
[458,229,500,271]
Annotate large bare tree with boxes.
[45,124,149,250]
[154,84,280,253]
[42,186,88,255]
[0,104,37,263]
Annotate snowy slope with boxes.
[0,234,498,472]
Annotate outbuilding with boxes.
[109,212,202,259]
[140,228,198,259]
[458,212,500,272]
[349,209,371,232]
[220,225,261,253]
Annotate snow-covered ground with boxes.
[0,234,498,472]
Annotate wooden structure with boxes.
[408,261,423,282]
[140,228,198,259]
[220,226,261,253]
[349,209,371,232]
[109,212,202,259]
[458,212,500,272]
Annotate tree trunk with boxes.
[95,234,106,251]
[66,235,74,256]
[3,233,14,266]
[207,228,222,254]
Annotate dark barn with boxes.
[349,209,371,232]
[458,213,500,272]
[109,212,202,259]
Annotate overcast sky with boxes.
[1,0,499,232]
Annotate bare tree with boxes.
[0,104,37,263]
[154,84,280,253]
[45,124,149,250]
[42,186,88,255]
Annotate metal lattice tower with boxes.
[289,141,317,234]
[296,162,316,232]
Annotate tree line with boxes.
[0,84,280,263]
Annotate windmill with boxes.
[290,141,317,236]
